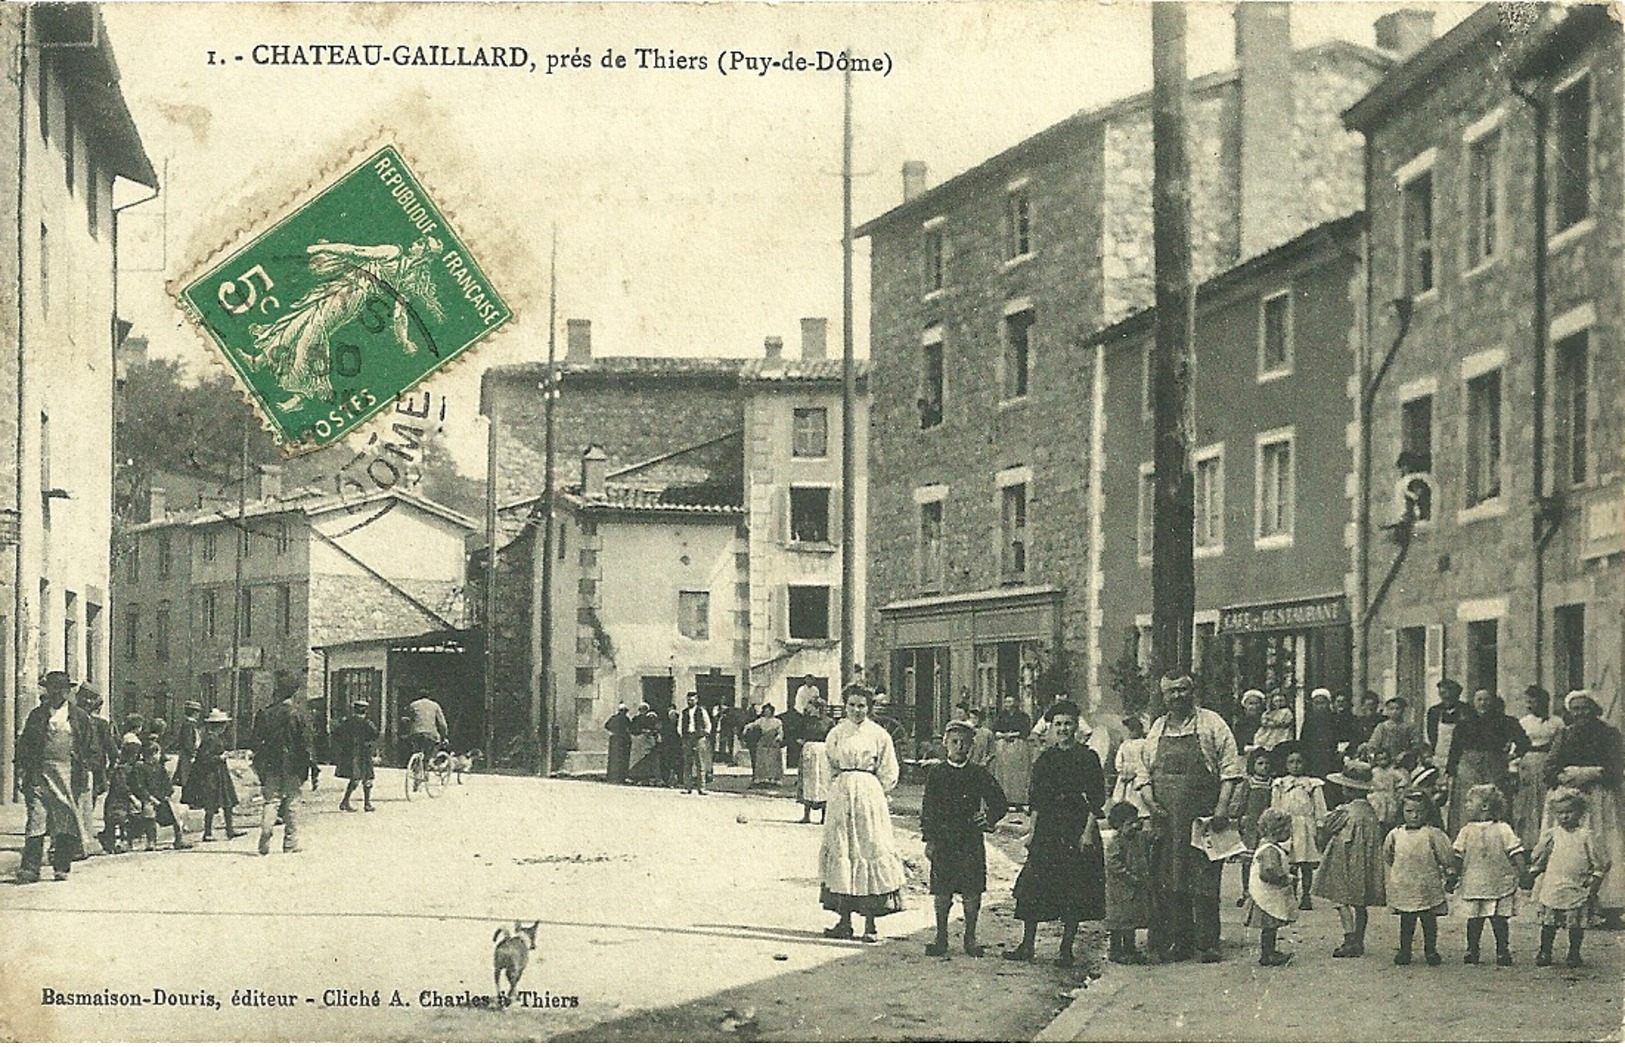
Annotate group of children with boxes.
[1231,743,1611,969]
[98,709,240,854]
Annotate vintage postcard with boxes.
[2,1,1621,1042]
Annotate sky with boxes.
[101,1,1476,474]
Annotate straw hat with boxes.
[204,709,231,724]
[1327,760,1375,791]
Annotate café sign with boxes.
[1217,594,1349,636]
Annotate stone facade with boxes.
[861,23,1390,723]
[1347,7,1624,714]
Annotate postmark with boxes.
[178,145,511,453]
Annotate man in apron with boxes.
[16,672,96,882]
[1136,673,1243,963]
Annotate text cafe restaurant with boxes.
[1203,593,1352,704]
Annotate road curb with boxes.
[1033,967,1128,1043]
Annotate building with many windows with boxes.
[1089,215,1362,715]
[1345,5,1623,716]
[0,4,157,788]
[860,5,1401,732]
[112,474,474,746]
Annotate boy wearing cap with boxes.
[333,699,380,812]
[921,720,1007,957]
[172,700,204,790]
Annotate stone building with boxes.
[476,322,868,770]
[858,4,1398,728]
[1089,216,1362,716]
[0,4,157,788]
[113,475,474,746]
[1344,5,1624,717]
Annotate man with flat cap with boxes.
[251,674,315,855]
[16,672,95,881]
[1135,672,1243,962]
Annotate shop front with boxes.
[879,585,1063,753]
[1208,593,1352,713]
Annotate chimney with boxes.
[800,317,828,360]
[1373,10,1435,58]
[764,335,784,362]
[1236,2,1296,259]
[581,444,608,498]
[258,464,282,501]
[902,161,929,202]
[566,318,592,362]
[148,486,167,522]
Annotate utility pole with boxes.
[483,380,499,764]
[1149,3,1196,715]
[840,63,857,692]
[536,226,559,776]
[227,417,249,746]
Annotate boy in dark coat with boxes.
[101,737,145,854]
[333,699,380,812]
[142,738,192,850]
[921,721,1008,957]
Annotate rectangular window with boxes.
[576,667,596,687]
[1401,170,1434,295]
[918,499,944,589]
[202,589,218,640]
[202,530,217,563]
[1555,603,1585,696]
[126,538,140,583]
[678,591,710,641]
[155,604,170,663]
[1400,394,1434,473]
[157,532,172,578]
[1555,331,1589,486]
[788,585,832,640]
[277,584,292,636]
[1395,626,1427,706]
[1256,432,1295,544]
[792,407,828,458]
[789,486,831,544]
[239,587,254,640]
[1554,75,1591,231]
[923,225,945,293]
[123,608,139,662]
[1006,183,1031,259]
[1466,130,1499,267]
[1137,464,1155,561]
[1000,482,1027,581]
[1466,618,1499,697]
[276,519,291,555]
[1259,291,1293,377]
[1194,448,1224,552]
[1003,308,1034,400]
[1465,369,1502,506]
[920,337,944,430]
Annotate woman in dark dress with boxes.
[332,699,380,812]
[1299,688,1341,779]
[1003,700,1107,967]
[1446,690,1529,835]
[182,709,242,838]
[604,704,632,784]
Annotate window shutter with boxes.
[1425,624,1445,693]
[775,585,789,641]
[829,486,842,546]
[779,487,790,545]
[829,586,842,643]
[1382,628,1397,699]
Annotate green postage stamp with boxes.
[180,145,510,451]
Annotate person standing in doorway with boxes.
[1136,673,1243,963]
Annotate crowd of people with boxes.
[13,671,335,882]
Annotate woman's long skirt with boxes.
[819,770,905,918]
[993,738,1033,807]
[799,741,830,806]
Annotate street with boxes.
[2,767,1620,1042]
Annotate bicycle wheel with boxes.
[405,753,424,801]
[425,755,447,798]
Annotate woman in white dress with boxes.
[819,691,906,942]
[797,701,834,824]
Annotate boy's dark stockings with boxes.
[1396,912,1440,964]
[1537,925,1584,966]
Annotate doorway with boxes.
[642,675,675,715]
